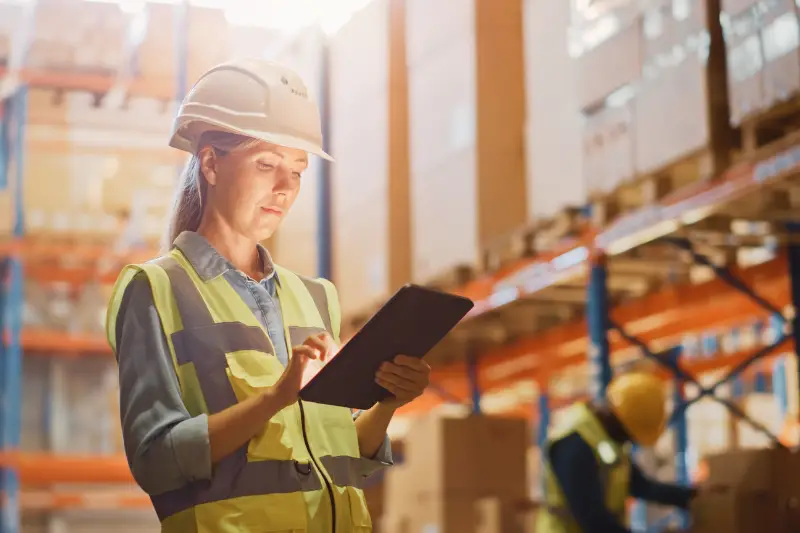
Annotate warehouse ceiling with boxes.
[72,0,379,35]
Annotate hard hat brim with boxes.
[170,118,335,162]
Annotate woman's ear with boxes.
[198,146,218,186]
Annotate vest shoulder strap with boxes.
[274,265,342,342]
[106,256,181,372]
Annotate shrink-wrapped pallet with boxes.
[330,0,411,319]
[406,0,526,283]
[524,0,585,217]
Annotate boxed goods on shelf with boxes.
[406,0,526,283]
[381,413,529,533]
[330,0,411,319]
[721,0,800,126]
[573,0,730,199]
[523,0,585,219]
[136,2,177,86]
[692,447,800,533]
[29,0,126,73]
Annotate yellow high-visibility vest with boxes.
[536,403,631,533]
[106,248,374,533]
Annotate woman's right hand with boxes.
[268,333,334,410]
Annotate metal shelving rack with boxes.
[0,1,190,530]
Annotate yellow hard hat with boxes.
[170,58,333,161]
[606,371,667,447]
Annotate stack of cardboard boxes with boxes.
[721,0,800,127]
[381,414,530,533]
[692,447,800,533]
[573,0,730,198]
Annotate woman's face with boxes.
[201,140,308,241]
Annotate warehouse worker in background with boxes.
[537,371,698,533]
[105,58,431,533]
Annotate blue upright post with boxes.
[316,40,332,280]
[670,350,690,530]
[467,352,481,415]
[587,252,612,401]
[786,222,800,423]
[537,389,550,492]
[0,88,26,533]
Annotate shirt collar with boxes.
[172,231,280,285]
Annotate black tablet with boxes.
[298,284,474,409]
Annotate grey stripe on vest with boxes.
[153,256,215,330]
[288,326,328,348]
[150,455,323,521]
[298,277,333,335]
[151,256,320,521]
[319,455,374,490]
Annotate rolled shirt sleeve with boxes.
[352,410,394,478]
[115,274,212,495]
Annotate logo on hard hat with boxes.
[279,74,307,98]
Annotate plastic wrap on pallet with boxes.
[568,0,643,112]
[582,94,637,196]
[330,0,393,316]
[28,0,126,72]
[634,0,716,174]
[524,0,586,218]
[760,0,800,109]
[721,0,800,125]
[721,0,767,124]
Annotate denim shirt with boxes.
[114,231,392,496]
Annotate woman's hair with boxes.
[163,130,259,250]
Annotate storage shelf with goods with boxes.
[721,0,800,155]
[574,0,733,228]
[383,127,800,504]
[329,0,412,326]
[404,0,527,288]
[0,0,284,101]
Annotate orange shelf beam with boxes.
[0,453,133,486]
[19,489,150,511]
[20,329,111,356]
[399,256,790,415]
[0,68,174,101]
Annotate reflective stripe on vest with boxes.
[537,404,631,533]
[107,251,374,531]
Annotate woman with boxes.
[105,58,430,533]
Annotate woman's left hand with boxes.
[375,354,431,409]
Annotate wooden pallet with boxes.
[590,148,716,227]
[740,94,800,159]
[480,207,588,273]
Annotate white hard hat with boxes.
[169,58,333,161]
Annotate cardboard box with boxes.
[691,487,788,533]
[582,101,636,196]
[704,447,799,493]
[635,0,728,173]
[330,0,412,318]
[721,1,766,125]
[760,0,800,107]
[403,414,529,499]
[406,0,526,282]
[574,20,643,112]
[475,498,526,533]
